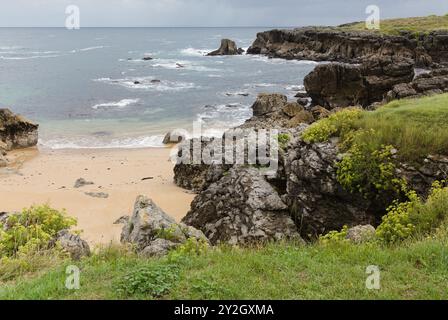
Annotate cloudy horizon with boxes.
[0,0,447,27]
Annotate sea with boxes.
[0,28,316,149]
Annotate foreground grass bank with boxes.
[1,236,448,300]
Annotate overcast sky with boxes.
[1,0,447,27]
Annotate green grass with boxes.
[1,237,448,300]
[337,14,448,35]
[351,94,448,162]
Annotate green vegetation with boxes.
[276,133,291,150]
[1,236,448,300]
[0,205,76,258]
[302,94,448,198]
[337,14,448,35]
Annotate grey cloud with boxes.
[0,0,447,27]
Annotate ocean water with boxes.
[0,28,316,149]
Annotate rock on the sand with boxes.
[85,192,109,199]
[74,178,94,188]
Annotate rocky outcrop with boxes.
[247,28,448,67]
[121,195,208,256]
[49,230,91,260]
[0,109,38,151]
[182,166,301,245]
[239,93,314,129]
[173,138,230,192]
[386,68,448,101]
[207,39,244,56]
[304,57,414,108]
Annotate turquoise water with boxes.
[0,28,316,148]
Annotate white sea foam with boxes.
[71,46,108,53]
[180,47,211,57]
[0,54,61,60]
[94,76,198,91]
[91,98,140,110]
[39,135,165,150]
[197,103,252,129]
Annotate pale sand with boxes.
[0,147,196,245]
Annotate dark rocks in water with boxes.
[247,27,448,67]
[176,63,185,68]
[304,57,414,108]
[85,192,109,199]
[151,79,161,83]
[207,39,244,56]
[142,56,153,61]
[0,109,38,151]
[386,68,448,101]
[74,178,94,188]
[294,91,309,99]
[182,166,302,245]
[121,195,208,256]
[134,81,141,85]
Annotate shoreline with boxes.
[0,146,196,245]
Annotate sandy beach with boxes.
[0,146,195,245]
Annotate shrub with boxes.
[301,108,362,143]
[115,264,179,298]
[336,139,405,197]
[168,238,209,262]
[0,205,77,258]
[277,133,291,150]
[319,226,349,245]
[376,182,448,243]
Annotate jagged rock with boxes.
[282,102,304,117]
[247,28,448,67]
[173,138,230,192]
[284,137,380,237]
[0,109,38,151]
[346,225,376,244]
[50,230,90,260]
[162,129,187,145]
[386,68,448,101]
[304,57,414,108]
[252,93,287,116]
[182,166,301,245]
[74,178,94,188]
[311,106,331,119]
[141,239,180,257]
[207,39,243,56]
[113,216,129,225]
[295,91,309,99]
[121,196,208,253]
[287,111,314,127]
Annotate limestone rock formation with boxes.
[304,57,414,108]
[207,39,244,56]
[247,28,448,67]
[50,230,91,260]
[182,166,301,245]
[386,68,448,101]
[0,109,38,151]
[121,195,208,256]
